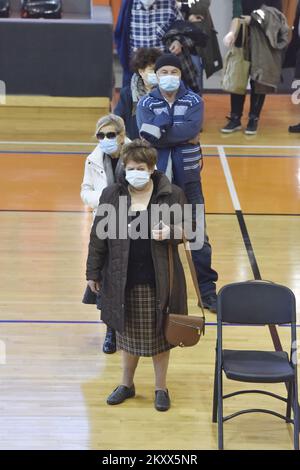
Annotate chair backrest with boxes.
[217,281,296,325]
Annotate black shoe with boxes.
[202,294,217,313]
[245,116,259,135]
[155,389,171,412]
[107,384,135,405]
[102,327,116,354]
[288,123,300,133]
[221,115,242,133]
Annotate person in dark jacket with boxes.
[114,48,162,140]
[86,140,188,412]
[222,0,283,135]
[181,0,223,87]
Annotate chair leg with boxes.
[212,348,218,423]
[217,369,224,450]
[293,380,299,450]
[286,382,292,423]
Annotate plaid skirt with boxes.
[116,284,171,357]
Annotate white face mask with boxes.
[159,75,180,92]
[99,137,119,155]
[140,0,156,8]
[126,169,150,189]
[146,72,158,86]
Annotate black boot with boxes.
[102,327,116,354]
[245,115,259,135]
[221,114,242,133]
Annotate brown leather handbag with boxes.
[165,237,206,348]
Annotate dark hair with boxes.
[121,139,157,168]
[130,48,163,73]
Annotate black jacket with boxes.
[86,171,188,334]
[182,0,223,79]
[193,11,223,79]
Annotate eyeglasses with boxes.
[96,131,119,140]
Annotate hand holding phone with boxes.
[152,220,171,241]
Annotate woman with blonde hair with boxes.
[81,114,130,354]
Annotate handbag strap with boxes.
[239,19,250,59]
[235,18,246,44]
[241,20,247,47]
[243,22,250,56]
[168,238,206,321]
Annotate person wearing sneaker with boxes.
[81,114,130,355]
[222,0,283,135]
[137,53,218,313]
[86,140,188,411]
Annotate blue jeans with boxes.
[184,180,218,297]
[191,55,204,95]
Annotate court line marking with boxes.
[205,154,300,158]
[1,150,300,158]
[0,319,298,328]
[0,301,89,304]
[0,210,89,213]
[0,320,102,324]
[0,141,95,146]
[212,145,300,149]
[218,145,284,352]
[207,212,300,216]
[0,140,300,149]
[1,210,300,215]
[217,146,241,210]
[0,151,89,156]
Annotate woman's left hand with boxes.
[189,14,204,23]
[152,221,171,241]
[223,31,235,48]
[169,40,182,55]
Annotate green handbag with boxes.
[221,20,250,95]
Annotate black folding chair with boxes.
[212,280,299,450]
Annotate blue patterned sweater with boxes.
[136,82,203,188]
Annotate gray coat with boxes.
[250,5,289,93]
[86,171,188,334]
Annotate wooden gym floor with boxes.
[0,95,299,450]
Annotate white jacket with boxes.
[80,140,130,218]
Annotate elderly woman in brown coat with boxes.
[86,139,188,412]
